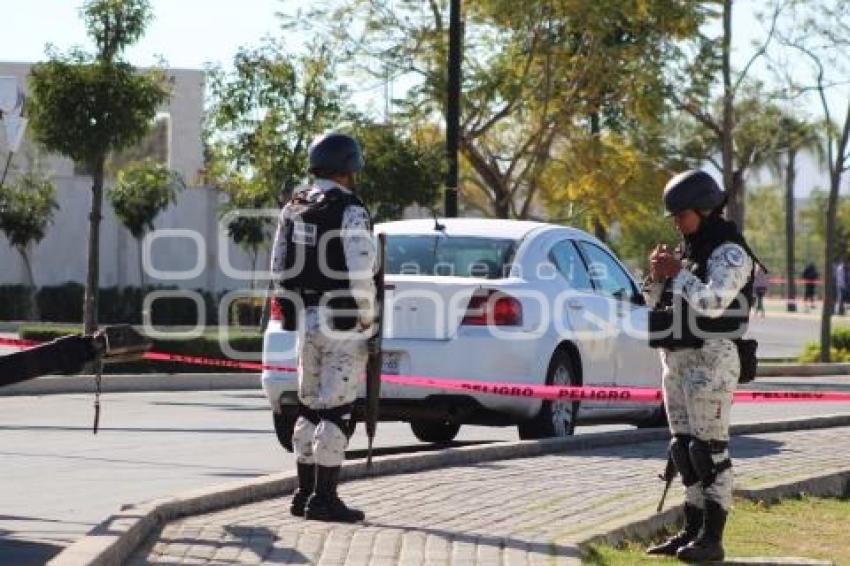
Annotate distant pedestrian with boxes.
[836,260,846,315]
[802,262,818,312]
[753,266,769,318]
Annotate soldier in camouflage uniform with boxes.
[644,170,756,563]
[271,133,376,523]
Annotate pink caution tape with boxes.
[381,374,850,404]
[3,336,850,403]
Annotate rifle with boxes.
[657,452,678,512]
[365,233,386,468]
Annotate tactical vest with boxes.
[279,185,369,297]
[650,217,755,350]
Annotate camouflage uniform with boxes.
[271,179,376,468]
[646,242,751,511]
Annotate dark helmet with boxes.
[662,170,726,216]
[307,132,365,176]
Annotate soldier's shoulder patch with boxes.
[723,246,745,267]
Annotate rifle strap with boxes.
[92,358,102,434]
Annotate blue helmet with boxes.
[307,132,365,176]
[663,170,726,216]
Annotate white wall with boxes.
[0,179,270,293]
[0,63,265,293]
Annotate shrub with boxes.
[830,327,850,351]
[799,340,850,363]
[0,283,231,326]
[0,285,33,320]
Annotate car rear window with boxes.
[385,235,517,278]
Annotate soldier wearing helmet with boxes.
[270,132,376,523]
[644,170,760,562]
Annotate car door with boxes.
[574,241,661,395]
[549,240,618,404]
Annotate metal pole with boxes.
[445,0,461,218]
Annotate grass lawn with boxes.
[582,496,850,565]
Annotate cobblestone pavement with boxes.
[130,426,850,565]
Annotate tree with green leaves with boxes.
[673,92,788,224]
[666,0,789,228]
[763,113,823,311]
[0,170,57,320]
[108,159,182,288]
[287,0,704,220]
[542,131,671,243]
[773,0,850,361]
[205,40,344,288]
[353,123,442,222]
[27,0,169,333]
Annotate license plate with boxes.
[382,352,401,375]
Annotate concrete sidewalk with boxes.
[63,418,850,566]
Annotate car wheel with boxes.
[410,420,461,444]
[518,349,579,440]
[637,403,668,428]
[273,412,295,452]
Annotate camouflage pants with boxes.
[661,339,740,510]
[292,307,368,467]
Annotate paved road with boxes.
[746,306,844,359]
[0,390,602,565]
[3,388,850,565]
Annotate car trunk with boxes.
[383,275,484,341]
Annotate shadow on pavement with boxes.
[0,424,269,434]
[729,436,787,459]
[149,400,267,411]
[364,522,581,560]
[345,439,497,460]
[540,436,785,464]
[139,526,309,564]
[0,531,65,566]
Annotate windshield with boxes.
[385,235,517,279]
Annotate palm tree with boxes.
[766,114,823,312]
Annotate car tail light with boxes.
[269,298,282,321]
[462,290,522,326]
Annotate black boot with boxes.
[646,504,704,556]
[677,500,727,563]
[305,465,365,523]
[289,463,315,517]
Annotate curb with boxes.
[758,363,850,377]
[0,373,260,396]
[48,413,850,566]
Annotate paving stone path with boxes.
[130,426,850,565]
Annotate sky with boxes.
[1,0,288,70]
[2,0,776,91]
[0,0,842,196]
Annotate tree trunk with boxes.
[249,248,258,291]
[17,247,39,321]
[720,0,739,226]
[819,102,850,363]
[820,175,839,362]
[137,236,146,289]
[83,157,105,335]
[727,169,745,228]
[589,112,607,242]
[593,218,607,243]
[785,149,797,311]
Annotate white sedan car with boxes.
[262,218,663,450]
